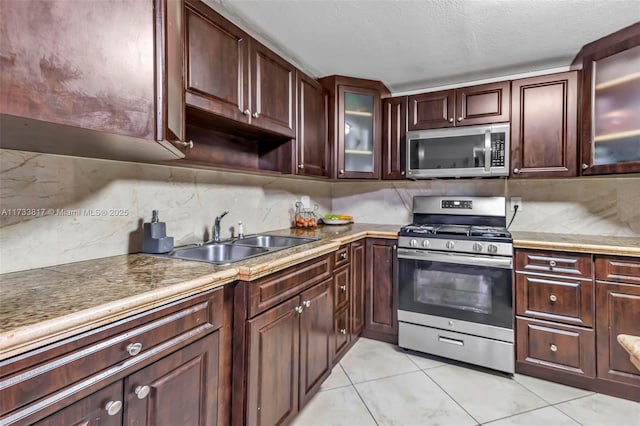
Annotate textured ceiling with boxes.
[203,0,640,93]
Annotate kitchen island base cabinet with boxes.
[363,239,397,344]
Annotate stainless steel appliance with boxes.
[406,123,509,179]
[397,196,514,373]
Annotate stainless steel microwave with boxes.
[406,123,510,179]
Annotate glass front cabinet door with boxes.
[337,86,381,178]
[582,25,640,175]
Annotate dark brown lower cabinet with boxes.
[246,279,332,426]
[363,239,397,344]
[350,240,366,337]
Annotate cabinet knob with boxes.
[550,344,558,352]
[298,164,304,169]
[340,328,347,335]
[448,117,454,123]
[341,252,347,259]
[549,294,557,303]
[127,342,143,356]
[135,385,151,399]
[549,260,557,268]
[582,163,589,170]
[339,169,345,175]
[401,171,405,175]
[243,109,251,116]
[252,112,259,119]
[513,168,520,174]
[173,140,194,149]
[340,285,347,292]
[105,400,122,416]
[457,117,463,122]
[303,300,311,308]
[294,306,304,314]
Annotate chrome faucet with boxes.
[213,211,229,242]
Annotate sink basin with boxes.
[234,235,318,249]
[168,243,269,264]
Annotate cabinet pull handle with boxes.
[341,252,347,259]
[340,328,347,335]
[298,164,304,169]
[340,285,347,292]
[513,168,520,174]
[127,342,143,356]
[243,109,251,116]
[135,385,151,399]
[294,306,304,314]
[550,344,558,352]
[448,117,454,123]
[457,116,463,122]
[172,140,194,149]
[303,300,311,308]
[549,260,557,267]
[252,112,259,119]
[105,400,122,416]
[549,294,557,303]
[582,163,589,170]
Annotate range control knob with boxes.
[446,241,455,250]
[410,239,418,247]
[488,244,498,254]
[422,240,430,248]
[473,243,483,252]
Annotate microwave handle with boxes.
[484,129,491,172]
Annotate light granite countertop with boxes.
[511,231,640,257]
[0,223,399,360]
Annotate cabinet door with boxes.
[125,332,219,426]
[246,297,300,426]
[382,96,407,179]
[581,24,640,175]
[250,42,296,138]
[351,241,366,336]
[333,306,351,362]
[596,281,640,387]
[511,72,578,178]
[337,85,381,178]
[408,90,455,130]
[184,3,249,124]
[454,81,510,127]
[34,381,123,426]
[299,279,333,407]
[162,0,186,143]
[333,265,350,310]
[363,239,398,343]
[297,73,328,177]
[0,0,156,139]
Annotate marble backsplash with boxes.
[1,147,638,273]
[332,176,640,237]
[0,149,331,273]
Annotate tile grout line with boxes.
[338,363,381,426]
[418,368,482,425]
[549,392,599,425]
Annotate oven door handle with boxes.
[397,248,512,269]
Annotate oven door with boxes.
[397,248,513,330]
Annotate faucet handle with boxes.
[216,211,229,221]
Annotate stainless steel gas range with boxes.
[397,196,514,373]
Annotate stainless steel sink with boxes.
[168,243,269,264]
[233,235,318,249]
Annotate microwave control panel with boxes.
[491,139,505,166]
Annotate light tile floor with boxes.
[292,338,640,426]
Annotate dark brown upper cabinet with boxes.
[184,0,295,139]
[579,23,640,175]
[408,81,510,130]
[510,71,579,178]
[297,72,329,177]
[382,96,407,180]
[0,0,185,162]
[320,76,390,179]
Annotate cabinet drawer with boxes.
[516,317,595,378]
[595,256,640,285]
[516,250,592,278]
[334,246,350,269]
[515,274,593,326]
[0,289,223,418]
[333,306,350,361]
[248,255,331,317]
[333,265,350,309]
